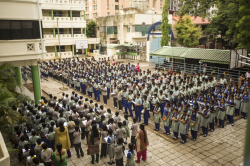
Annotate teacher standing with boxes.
[88,124,100,164]
[54,122,71,158]
[135,124,149,164]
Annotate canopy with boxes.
[150,47,231,64]
[107,44,139,50]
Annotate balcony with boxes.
[42,0,85,5]
[45,51,72,59]
[42,17,86,28]
[43,34,100,46]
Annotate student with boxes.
[78,113,86,140]
[100,125,108,158]
[115,137,125,166]
[133,94,141,122]
[26,149,36,166]
[18,135,28,162]
[114,111,121,128]
[85,115,92,144]
[46,127,55,150]
[34,138,43,160]
[123,115,130,144]
[130,118,138,149]
[128,90,134,117]
[218,99,226,128]
[67,116,76,148]
[95,111,102,128]
[109,118,117,135]
[117,88,123,111]
[171,109,179,139]
[101,84,108,105]
[209,100,216,132]
[29,131,40,150]
[200,105,210,137]
[41,143,53,166]
[125,143,136,166]
[22,144,30,164]
[190,107,199,141]
[112,85,118,108]
[73,126,84,158]
[115,122,126,143]
[107,129,115,165]
[240,90,248,119]
[227,95,236,126]
[153,103,161,131]
[40,123,48,143]
[87,84,93,97]
[163,103,171,135]
[142,95,150,125]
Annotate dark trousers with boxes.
[118,100,123,110]
[180,134,186,142]
[155,123,160,130]
[128,102,133,117]
[191,130,197,140]
[116,158,124,166]
[202,126,208,135]
[88,91,92,97]
[123,100,128,113]
[100,143,107,157]
[44,161,52,166]
[219,119,224,127]
[131,136,136,149]
[144,110,149,125]
[235,109,240,116]
[210,122,214,130]
[91,154,99,163]
[135,106,141,122]
[103,95,107,104]
[85,131,90,144]
[69,132,74,147]
[164,125,170,134]
[174,132,178,138]
[113,97,117,107]
[81,127,85,139]
[74,143,84,157]
[229,115,234,124]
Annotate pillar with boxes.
[72,45,74,56]
[31,65,41,104]
[86,49,88,56]
[55,46,58,57]
[51,10,54,20]
[53,28,56,37]
[15,67,22,86]
[84,10,85,20]
[99,44,101,54]
[85,28,87,37]
[244,101,250,165]
[71,28,73,37]
[70,10,72,20]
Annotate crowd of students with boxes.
[15,57,249,165]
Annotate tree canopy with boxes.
[160,0,171,47]
[174,15,201,47]
[179,0,250,50]
[86,20,96,38]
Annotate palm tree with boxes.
[0,62,31,136]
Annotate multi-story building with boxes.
[0,0,44,104]
[41,0,100,59]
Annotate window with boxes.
[114,26,118,34]
[174,7,177,11]
[115,5,119,10]
[93,13,97,17]
[107,12,110,16]
[173,1,177,5]
[107,4,109,9]
[127,26,130,32]
[115,0,119,2]
[0,20,41,40]
[121,5,123,8]
[160,7,162,10]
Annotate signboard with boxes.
[76,40,88,49]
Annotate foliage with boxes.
[174,16,201,47]
[86,20,96,38]
[0,62,31,136]
[179,0,250,50]
[160,0,171,47]
[235,0,250,50]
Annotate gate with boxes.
[150,37,165,65]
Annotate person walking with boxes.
[88,124,100,164]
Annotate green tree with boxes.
[86,20,96,38]
[235,0,250,50]
[174,16,201,47]
[160,0,171,47]
[0,62,30,136]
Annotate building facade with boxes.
[0,0,44,104]
[42,0,100,59]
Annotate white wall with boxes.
[0,1,41,20]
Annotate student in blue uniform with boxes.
[171,109,179,139]
[162,103,171,135]
[218,99,226,128]
[153,103,161,131]
[190,107,199,141]
[240,90,249,119]
[142,95,150,125]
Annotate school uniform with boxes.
[179,114,188,142]
[126,150,136,166]
[128,94,134,117]
[130,123,138,148]
[112,88,118,108]
[34,143,43,159]
[79,117,86,139]
[227,99,235,125]
[218,103,226,127]
[73,130,84,157]
[85,120,92,144]
[234,93,242,116]
[107,135,115,158]
[67,121,75,146]
[114,116,121,128]
[134,97,142,122]
[117,91,123,111]
[190,112,199,140]
[47,132,55,149]
[122,91,129,114]
[115,144,124,166]
[209,105,216,131]
[143,100,150,125]
[123,119,130,140]
[172,113,179,139]
[163,107,171,134]
[100,130,108,158]
[200,110,210,136]
[102,86,108,104]
[41,148,53,166]
[153,107,161,130]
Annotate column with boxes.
[53,28,56,37]
[70,10,72,20]
[15,66,22,86]
[51,10,54,20]
[72,45,74,56]
[31,65,41,104]
[55,46,58,57]
[86,49,88,56]
[84,11,85,20]
[99,44,101,54]
[85,28,87,37]
[71,28,73,37]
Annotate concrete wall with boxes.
[0,1,41,20]
[0,132,10,166]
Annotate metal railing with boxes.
[151,61,246,82]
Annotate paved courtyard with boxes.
[10,59,246,166]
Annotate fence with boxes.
[152,60,246,83]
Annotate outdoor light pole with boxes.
[57,18,62,60]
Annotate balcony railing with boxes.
[44,34,86,39]
[43,0,84,5]
[45,51,72,58]
[43,17,85,22]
